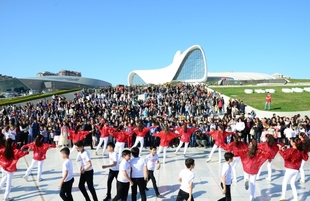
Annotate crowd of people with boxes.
[0,83,310,201]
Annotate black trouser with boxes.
[106,169,119,197]
[78,169,98,201]
[147,170,159,195]
[176,189,194,201]
[112,181,130,201]
[19,132,28,148]
[218,184,231,201]
[60,178,74,201]
[84,133,94,149]
[131,177,147,201]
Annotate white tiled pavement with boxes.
[1,145,310,201]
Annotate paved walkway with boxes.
[1,145,310,201]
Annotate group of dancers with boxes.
[0,119,309,201]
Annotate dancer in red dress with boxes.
[111,126,134,160]
[96,122,116,156]
[206,126,235,162]
[22,134,56,182]
[0,138,29,201]
[132,121,154,154]
[153,124,179,164]
[278,137,309,201]
[69,124,91,155]
[221,134,248,182]
[298,132,310,183]
[256,134,281,181]
[234,138,271,201]
[174,123,199,156]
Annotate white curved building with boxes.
[128,45,207,85]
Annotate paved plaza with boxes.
[1,144,310,201]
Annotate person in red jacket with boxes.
[174,123,199,156]
[69,124,91,155]
[132,121,154,154]
[278,137,309,201]
[221,134,248,183]
[111,125,134,160]
[206,126,235,163]
[0,138,29,201]
[234,138,271,201]
[152,123,179,164]
[298,132,310,183]
[256,134,282,182]
[96,122,116,156]
[21,134,56,182]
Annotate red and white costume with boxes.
[206,130,234,162]
[111,131,133,160]
[0,148,29,200]
[95,125,116,155]
[152,131,179,163]
[174,127,199,155]
[68,130,90,154]
[22,142,56,181]
[132,127,153,154]
[279,147,308,201]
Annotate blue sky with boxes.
[0,1,309,86]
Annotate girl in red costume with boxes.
[221,134,248,182]
[256,134,281,181]
[111,125,134,160]
[125,122,135,148]
[96,121,116,156]
[278,137,309,201]
[22,135,56,182]
[132,121,154,154]
[69,124,91,155]
[298,132,310,183]
[153,123,179,164]
[174,123,199,156]
[234,138,271,201]
[0,138,29,201]
[206,125,235,163]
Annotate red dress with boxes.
[111,131,133,143]
[279,148,309,170]
[68,130,90,143]
[206,130,235,147]
[133,127,153,137]
[221,141,248,157]
[22,142,56,161]
[97,125,116,138]
[152,131,179,147]
[258,142,280,160]
[174,127,199,143]
[0,148,29,172]
[235,146,271,174]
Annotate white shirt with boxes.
[221,162,232,185]
[145,153,159,171]
[109,152,119,171]
[77,150,93,171]
[235,121,245,132]
[117,159,131,183]
[179,169,195,193]
[62,159,74,182]
[130,157,147,178]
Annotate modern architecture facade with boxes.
[128,45,208,85]
[0,70,111,94]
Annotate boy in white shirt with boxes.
[176,158,195,201]
[102,142,119,201]
[112,149,133,201]
[144,146,161,197]
[75,140,98,201]
[130,147,148,201]
[218,152,234,201]
[59,147,74,201]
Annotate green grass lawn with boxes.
[209,85,310,112]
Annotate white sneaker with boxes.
[232,179,237,183]
[266,177,271,182]
[245,180,249,190]
[206,159,211,162]
[300,180,305,183]
[38,178,44,182]
[22,175,28,182]
[255,177,260,181]
[279,197,286,201]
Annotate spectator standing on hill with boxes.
[264,92,272,110]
